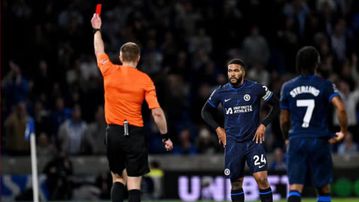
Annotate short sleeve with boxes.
[144,76,160,109]
[260,85,273,102]
[324,81,340,102]
[97,53,114,76]
[280,84,289,109]
[207,87,221,108]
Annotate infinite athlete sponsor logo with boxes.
[290,86,320,98]
[225,105,253,114]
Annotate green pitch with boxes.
[48,199,358,202]
[141,199,357,202]
[276,199,357,202]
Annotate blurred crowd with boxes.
[3,0,359,159]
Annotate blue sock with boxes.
[231,188,244,202]
[288,190,301,202]
[317,194,331,202]
[259,187,273,202]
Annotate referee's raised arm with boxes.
[91,14,105,56]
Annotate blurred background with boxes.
[1,0,359,201]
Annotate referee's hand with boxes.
[163,139,173,151]
[91,13,102,29]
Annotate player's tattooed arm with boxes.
[280,109,290,140]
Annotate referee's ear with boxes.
[119,52,123,63]
[137,55,140,62]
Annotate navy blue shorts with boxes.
[287,137,333,188]
[224,138,268,180]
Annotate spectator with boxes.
[142,39,163,75]
[145,161,164,199]
[269,148,287,171]
[338,132,358,156]
[317,0,336,35]
[330,18,351,65]
[37,132,57,157]
[173,128,197,155]
[4,102,30,155]
[242,25,270,67]
[283,0,310,37]
[247,63,270,86]
[50,97,72,136]
[2,61,29,112]
[33,100,51,137]
[188,28,212,54]
[58,105,88,155]
[84,106,106,154]
[32,59,52,100]
[333,80,359,141]
[196,127,218,154]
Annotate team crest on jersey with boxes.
[244,94,251,101]
[224,168,230,176]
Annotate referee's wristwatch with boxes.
[93,28,101,34]
[161,134,170,142]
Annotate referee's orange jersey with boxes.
[97,53,160,127]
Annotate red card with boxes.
[96,4,102,15]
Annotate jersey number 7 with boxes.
[296,99,315,128]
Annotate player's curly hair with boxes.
[227,58,247,71]
[296,46,320,75]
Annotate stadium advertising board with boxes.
[163,170,359,201]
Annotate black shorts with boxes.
[106,124,149,177]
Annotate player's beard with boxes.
[229,76,243,86]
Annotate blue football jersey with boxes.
[280,75,339,138]
[207,80,273,142]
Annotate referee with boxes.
[91,14,173,202]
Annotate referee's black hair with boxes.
[296,46,320,75]
[227,58,247,70]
